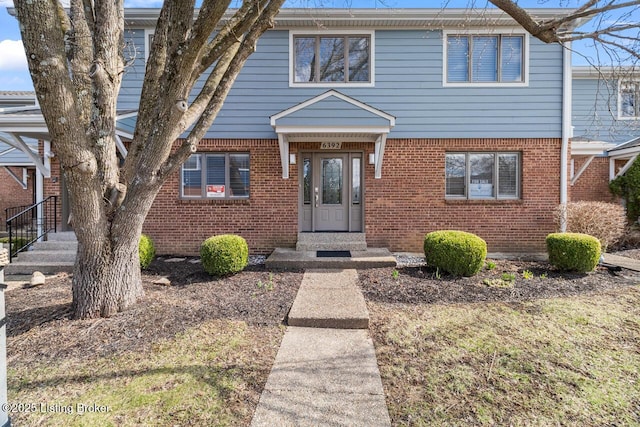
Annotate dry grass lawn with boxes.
[369,286,640,426]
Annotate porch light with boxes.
[368,153,375,165]
[289,154,296,164]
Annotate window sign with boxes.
[206,185,225,198]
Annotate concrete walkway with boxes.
[251,269,391,427]
[602,253,640,272]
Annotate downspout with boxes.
[560,41,572,232]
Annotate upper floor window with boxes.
[181,153,250,199]
[619,81,639,119]
[291,31,373,86]
[445,33,527,86]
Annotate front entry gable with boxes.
[270,90,395,179]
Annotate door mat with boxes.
[317,250,351,258]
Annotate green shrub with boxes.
[139,234,156,269]
[609,155,640,223]
[200,234,248,276]
[0,237,30,253]
[546,232,601,273]
[424,230,487,277]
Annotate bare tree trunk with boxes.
[72,234,144,318]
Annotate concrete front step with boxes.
[32,240,78,251]
[296,232,367,251]
[15,250,76,263]
[287,269,370,329]
[266,247,396,270]
[47,232,77,242]
[4,261,74,275]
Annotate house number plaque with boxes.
[320,141,342,150]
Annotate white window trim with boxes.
[445,151,521,200]
[442,28,529,88]
[617,80,639,120]
[289,29,375,88]
[144,29,154,62]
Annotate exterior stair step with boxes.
[4,261,74,275]
[296,232,367,251]
[15,250,76,263]
[266,248,396,270]
[4,231,77,275]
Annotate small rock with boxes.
[188,259,201,264]
[165,257,186,263]
[30,271,46,286]
[153,277,171,286]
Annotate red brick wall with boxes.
[570,156,616,202]
[364,138,561,254]
[0,167,35,230]
[144,138,562,255]
[144,139,298,255]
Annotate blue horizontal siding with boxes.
[119,28,564,140]
[572,77,638,144]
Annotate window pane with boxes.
[469,153,495,198]
[501,36,523,82]
[447,36,469,82]
[294,37,315,82]
[498,154,518,198]
[445,154,466,196]
[348,37,369,82]
[319,37,345,82]
[472,36,498,82]
[229,154,250,197]
[182,155,202,197]
[322,158,343,204]
[621,85,637,117]
[352,157,361,204]
[303,157,312,204]
[206,155,226,198]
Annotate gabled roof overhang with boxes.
[270,90,395,179]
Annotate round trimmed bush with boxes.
[139,234,156,269]
[546,232,601,273]
[200,234,248,276]
[424,230,487,277]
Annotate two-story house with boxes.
[1,8,586,255]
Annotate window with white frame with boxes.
[292,33,371,85]
[619,81,639,119]
[181,153,250,199]
[445,152,520,199]
[446,34,525,84]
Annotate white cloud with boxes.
[0,39,28,71]
[0,0,14,7]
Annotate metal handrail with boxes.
[5,196,58,261]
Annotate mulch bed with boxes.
[360,251,640,305]
[5,258,303,363]
[5,250,640,362]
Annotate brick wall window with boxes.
[181,153,250,199]
[445,152,520,200]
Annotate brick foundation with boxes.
[143,138,562,255]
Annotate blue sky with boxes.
[0,0,637,91]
